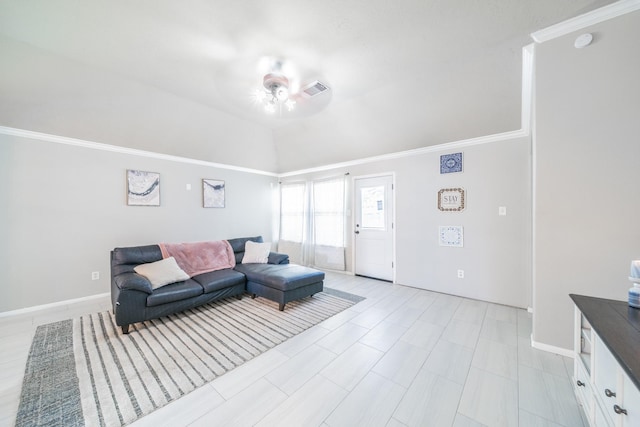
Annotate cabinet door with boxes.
[574,359,594,422]
[594,333,620,419]
[621,374,640,426]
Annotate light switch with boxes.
[498,206,507,216]
[186,184,192,191]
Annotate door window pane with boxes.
[361,186,385,229]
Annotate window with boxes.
[313,177,345,247]
[279,182,305,243]
[279,176,346,270]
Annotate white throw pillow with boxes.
[134,257,190,289]
[241,241,271,264]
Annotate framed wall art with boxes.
[127,169,160,206]
[438,188,465,211]
[203,179,225,208]
[440,152,463,174]
[439,225,464,247]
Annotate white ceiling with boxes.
[0,0,616,173]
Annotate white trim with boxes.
[280,129,529,177]
[0,292,110,318]
[1,40,536,180]
[531,335,575,358]
[521,44,534,135]
[0,126,278,177]
[1,41,539,180]
[280,43,535,178]
[531,0,640,43]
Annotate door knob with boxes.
[355,230,360,234]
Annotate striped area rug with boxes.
[16,289,363,427]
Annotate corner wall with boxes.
[282,135,532,309]
[533,10,640,349]
[0,132,278,312]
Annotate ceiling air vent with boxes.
[300,80,329,98]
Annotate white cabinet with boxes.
[621,373,640,426]
[572,299,640,427]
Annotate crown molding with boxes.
[531,0,640,43]
[0,126,278,177]
[278,128,529,178]
[2,39,537,180]
[279,43,535,178]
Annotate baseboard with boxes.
[530,335,574,358]
[0,293,110,319]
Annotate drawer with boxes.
[594,398,613,427]
[574,360,593,420]
[620,373,640,426]
[593,333,620,418]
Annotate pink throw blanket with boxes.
[159,240,236,278]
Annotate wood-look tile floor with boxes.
[0,272,587,427]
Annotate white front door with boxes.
[354,175,394,281]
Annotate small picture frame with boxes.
[203,179,225,208]
[127,170,160,206]
[439,226,464,247]
[438,188,465,212]
[440,152,463,174]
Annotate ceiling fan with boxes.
[215,56,332,120]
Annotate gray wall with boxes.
[533,10,640,349]
[282,135,532,309]
[0,132,278,312]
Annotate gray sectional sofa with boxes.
[110,236,324,334]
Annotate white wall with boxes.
[0,132,278,312]
[282,135,532,308]
[533,10,640,349]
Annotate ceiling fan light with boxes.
[264,102,276,114]
[285,99,296,111]
[274,86,289,101]
[254,89,267,102]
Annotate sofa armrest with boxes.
[268,252,290,265]
[114,272,153,294]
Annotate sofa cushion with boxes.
[111,245,163,276]
[146,279,203,307]
[134,257,190,289]
[192,269,246,294]
[227,236,263,263]
[241,241,271,264]
[234,264,325,291]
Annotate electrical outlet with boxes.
[457,269,464,279]
[91,271,100,280]
[499,206,507,216]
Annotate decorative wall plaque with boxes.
[440,152,463,174]
[438,188,465,212]
[439,226,464,247]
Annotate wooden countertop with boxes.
[570,294,640,391]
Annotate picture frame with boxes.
[127,169,160,206]
[438,188,465,212]
[440,152,463,174]
[439,226,464,247]
[203,179,225,208]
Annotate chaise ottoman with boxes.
[234,263,325,310]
